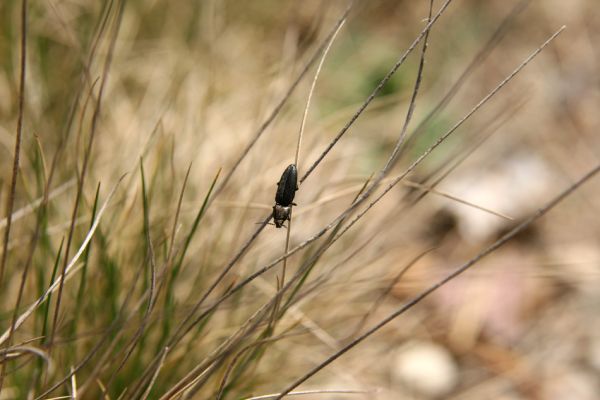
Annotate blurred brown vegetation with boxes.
[0,0,598,399]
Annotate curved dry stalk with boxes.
[0,176,125,346]
[300,0,453,184]
[280,8,346,303]
[295,19,345,168]
[273,162,600,399]
[212,1,356,200]
[0,345,51,368]
[0,180,75,231]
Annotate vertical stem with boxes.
[0,0,28,296]
[0,0,28,391]
[280,220,292,288]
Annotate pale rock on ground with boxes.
[391,340,459,398]
[437,152,553,243]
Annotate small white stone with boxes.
[392,340,458,398]
[439,152,552,243]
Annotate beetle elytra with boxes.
[272,164,298,228]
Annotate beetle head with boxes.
[272,204,292,228]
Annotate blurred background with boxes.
[0,0,599,399]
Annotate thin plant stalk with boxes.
[179,26,566,345]
[280,12,345,302]
[300,0,453,184]
[0,0,28,391]
[0,176,126,346]
[273,162,600,399]
[160,0,452,363]
[47,0,125,355]
[211,1,356,201]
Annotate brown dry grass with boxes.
[0,1,599,399]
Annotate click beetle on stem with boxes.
[272,164,298,228]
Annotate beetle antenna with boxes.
[259,222,276,226]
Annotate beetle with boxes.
[272,164,298,228]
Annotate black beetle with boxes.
[272,164,298,228]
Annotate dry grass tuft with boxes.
[0,1,599,399]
